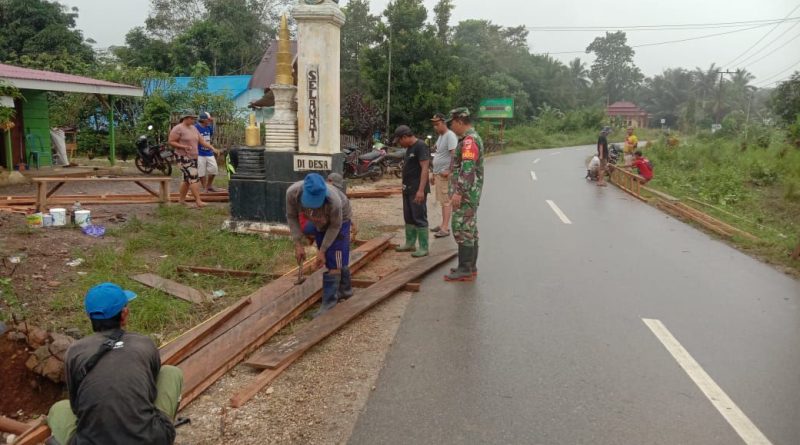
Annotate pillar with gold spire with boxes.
[264,14,298,151]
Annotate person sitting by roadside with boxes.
[47,283,183,445]
[623,150,654,184]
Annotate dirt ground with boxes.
[0,166,451,443]
[0,335,65,419]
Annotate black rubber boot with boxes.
[472,241,479,276]
[314,272,340,318]
[338,267,354,301]
[444,245,475,282]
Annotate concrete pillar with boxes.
[293,0,345,155]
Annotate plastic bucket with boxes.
[42,214,53,227]
[26,213,43,228]
[74,210,91,228]
[50,208,67,226]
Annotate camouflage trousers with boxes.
[451,203,479,246]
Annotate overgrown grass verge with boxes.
[51,205,293,342]
[643,133,800,275]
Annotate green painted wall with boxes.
[21,90,52,167]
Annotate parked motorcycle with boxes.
[343,144,386,181]
[135,125,173,176]
[377,142,405,178]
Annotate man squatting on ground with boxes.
[446,107,485,282]
[429,112,458,239]
[287,173,354,317]
[393,125,431,257]
[47,283,184,445]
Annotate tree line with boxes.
[1,0,798,143]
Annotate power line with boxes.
[740,28,800,68]
[755,56,800,85]
[527,17,800,32]
[722,3,800,67]
[541,22,778,55]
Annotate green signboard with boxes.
[478,98,514,119]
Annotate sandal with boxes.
[434,230,450,238]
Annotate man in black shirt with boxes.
[393,125,431,257]
[597,127,610,187]
[47,282,183,445]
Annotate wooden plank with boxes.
[11,424,50,445]
[177,265,268,278]
[245,251,454,371]
[31,176,171,183]
[0,415,30,434]
[351,279,420,292]
[235,251,456,408]
[162,298,252,366]
[346,188,402,199]
[168,236,392,409]
[44,181,66,198]
[131,273,209,304]
[134,181,161,198]
[36,182,47,212]
[791,242,800,260]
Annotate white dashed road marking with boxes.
[642,318,774,445]
[533,158,540,164]
[545,200,572,224]
[530,171,537,181]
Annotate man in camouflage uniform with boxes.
[445,107,484,282]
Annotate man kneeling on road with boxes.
[47,283,183,445]
[287,173,354,317]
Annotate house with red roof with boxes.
[0,63,142,171]
[605,101,649,128]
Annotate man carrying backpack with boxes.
[47,283,183,445]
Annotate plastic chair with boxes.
[25,133,53,169]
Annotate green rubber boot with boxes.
[472,241,479,276]
[395,225,417,252]
[411,228,429,257]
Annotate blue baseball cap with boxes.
[84,282,137,320]
[198,111,212,121]
[301,173,328,209]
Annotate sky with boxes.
[63,0,800,87]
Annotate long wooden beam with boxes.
[232,250,456,407]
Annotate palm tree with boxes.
[568,58,590,89]
[692,63,720,122]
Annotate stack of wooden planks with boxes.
[655,199,758,241]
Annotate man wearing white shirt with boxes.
[429,113,458,238]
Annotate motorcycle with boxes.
[377,142,405,178]
[135,125,174,176]
[343,144,386,181]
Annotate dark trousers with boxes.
[402,192,428,228]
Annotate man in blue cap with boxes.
[286,173,354,317]
[47,283,183,445]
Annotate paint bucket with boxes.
[42,214,53,227]
[74,210,91,228]
[26,213,43,228]
[50,208,67,226]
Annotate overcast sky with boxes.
[64,0,800,86]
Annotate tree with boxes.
[771,71,800,125]
[341,0,380,94]
[639,68,694,127]
[432,0,454,43]
[0,0,94,72]
[585,31,643,103]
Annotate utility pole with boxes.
[715,70,735,125]
[386,25,392,135]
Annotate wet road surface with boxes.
[349,144,800,445]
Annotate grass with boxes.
[49,205,293,341]
[642,132,800,274]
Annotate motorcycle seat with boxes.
[358,151,383,161]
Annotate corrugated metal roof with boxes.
[0,63,141,92]
[146,75,253,99]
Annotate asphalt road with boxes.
[349,144,800,445]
